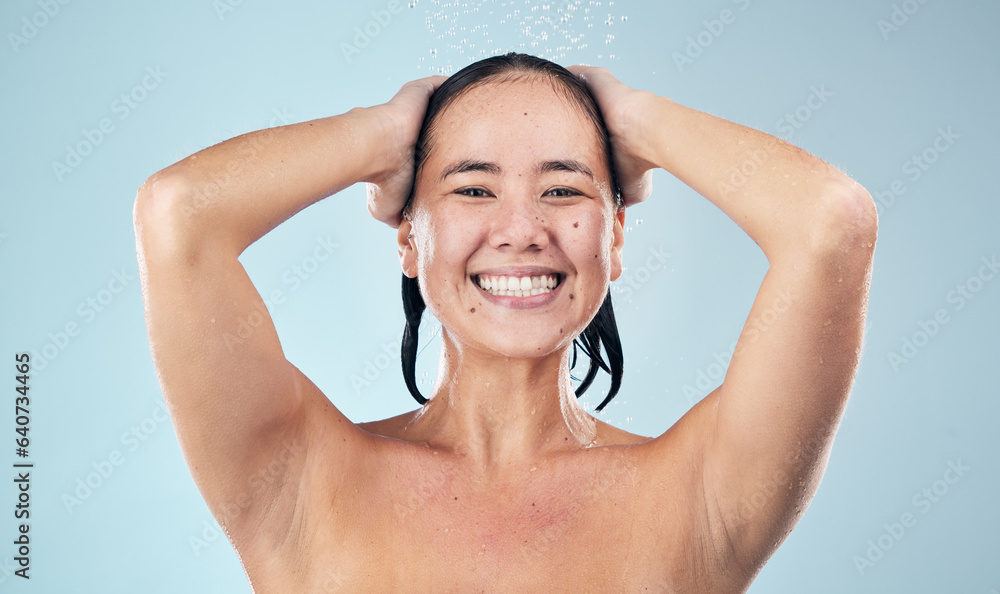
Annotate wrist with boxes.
[350,104,418,186]
[338,106,393,183]
[629,92,674,171]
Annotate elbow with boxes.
[134,171,191,229]
[133,171,202,261]
[805,179,878,259]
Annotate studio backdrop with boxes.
[1,0,997,592]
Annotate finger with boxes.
[623,171,653,207]
[393,75,448,103]
[366,183,403,229]
[567,64,611,85]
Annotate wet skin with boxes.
[135,64,876,592]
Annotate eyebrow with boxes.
[440,159,594,181]
[440,159,501,181]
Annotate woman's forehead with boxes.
[425,77,606,169]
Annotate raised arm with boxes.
[132,77,442,540]
[573,67,876,571]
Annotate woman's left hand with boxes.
[568,65,659,207]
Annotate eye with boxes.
[454,187,492,198]
[544,187,582,198]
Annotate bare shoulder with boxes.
[356,409,423,439]
[593,416,654,446]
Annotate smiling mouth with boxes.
[474,274,562,297]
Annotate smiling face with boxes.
[398,75,625,360]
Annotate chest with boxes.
[302,450,692,591]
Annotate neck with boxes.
[402,330,598,474]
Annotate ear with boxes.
[397,218,418,278]
[610,207,626,282]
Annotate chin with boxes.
[465,327,577,361]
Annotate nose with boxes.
[488,193,550,252]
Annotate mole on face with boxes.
[573,222,579,228]
[569,294,575,300]
[470,308,476,313]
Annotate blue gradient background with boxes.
[1,0,998,592]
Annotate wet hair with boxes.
[401,52,624,412]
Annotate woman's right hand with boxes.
[363,75,446,228]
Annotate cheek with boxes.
[415,211,481,287]
[565,211,615,273]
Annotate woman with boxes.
[134,53,876,592]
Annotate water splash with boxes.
[417,0,627,73]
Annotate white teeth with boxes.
[476,274,560,297]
